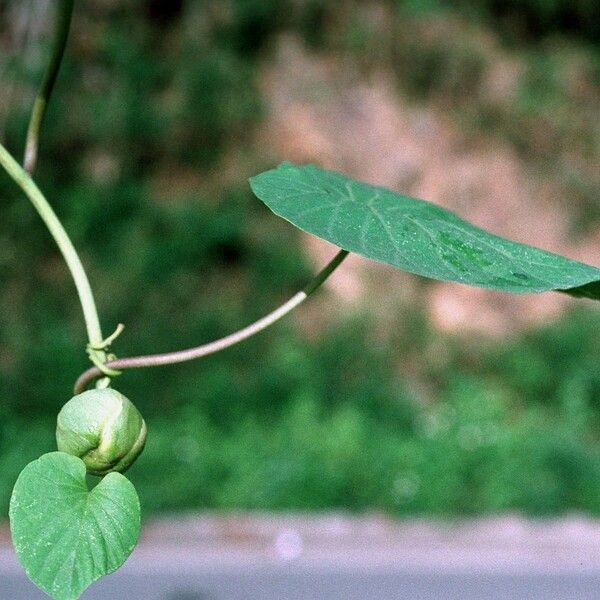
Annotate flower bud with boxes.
[56,388,147,476]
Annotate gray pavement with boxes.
[3,514,600,599]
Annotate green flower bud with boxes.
[56,388,147,476]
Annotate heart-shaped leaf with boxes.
[9,452,140,600]
[250,163,600,300]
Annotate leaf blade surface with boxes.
[250,163,600,299]
[9,452,140,600]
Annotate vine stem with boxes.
[24,0,75,174]
[0,142,103,346]
[73,249,349,393]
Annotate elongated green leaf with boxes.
[250,163,600,300]
[9,452,140,600]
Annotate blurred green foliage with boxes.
[396,0,600,44]
[0,0,599,518]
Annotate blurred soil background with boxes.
[0,0,599,518]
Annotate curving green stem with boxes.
[73,249,349,393]
[0,142,103,346]
[23,0,75,174]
